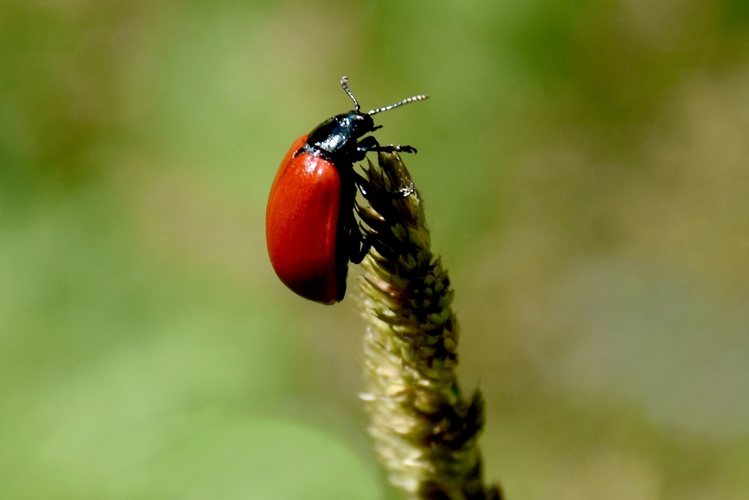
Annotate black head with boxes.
[337,110,376,139]
[304,77,428,160]
[305,110,376,157]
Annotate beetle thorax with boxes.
[305,111,375,160]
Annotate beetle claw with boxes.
[393,144,417,154]
[369,144,418,155]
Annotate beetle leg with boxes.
[345,211,371,265]
[356,135,379,155]
[377,144,418,154]
[349,235,371,264]
[357,135,418,155]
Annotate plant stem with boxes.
[357,152,502,500]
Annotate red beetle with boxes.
[266,76,428,304]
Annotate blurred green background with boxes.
[1,0,748,498]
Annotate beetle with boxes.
[266,76,428,304]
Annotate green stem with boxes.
[357,152,502,500]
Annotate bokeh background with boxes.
[2,0,748,498]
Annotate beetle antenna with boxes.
[340,76,360,112]
[368,94,428,116]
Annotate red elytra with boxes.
[266,77,427,304]
[266,135,348,304]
